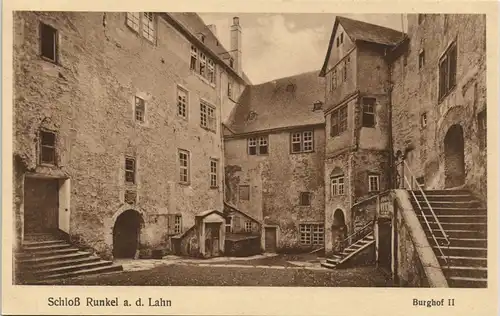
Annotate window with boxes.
[258,136,268,155]
[207,60,215,84]
[210,159,218,188]
[299,224,324,245]
[330,105,348,137]
[200,102,216,131]
[368,174,380,192]
[225,217,232,233]
[248,138,257,155]
[245,221,252,232]
[340,32,344,44]
[299,192,311,206]
[124,190,137,204]
[229,58,234,68]
[331,175,344,196]
[177,87,188,119]
[421,112,427,128]
[419,50,426,69]
[40,23,58,62]
[343,59,349,81]
[478,109,487,150]
[39,130,56,165]
[439,42,457,100]
[239,185,250,201]
[291,131,314,153]
[418,14,425,24]
[125,157,136,184]
[134,96,145,122]
[178,150,190,184]
[190,46,198,70]
[174,215,182,234]
[199,52,206,77]
[228,81,233,98]
[248,136,268,155]
[126,12,156,42]
[362,97,376,128]
[330,69,338,91]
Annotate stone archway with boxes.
[444,124,465,188]
[332,209,347,253]
[112,209,144,259]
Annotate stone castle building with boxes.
[13,12,486,283]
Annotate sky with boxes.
[199,14,407,84]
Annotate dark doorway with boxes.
[332,209,347,252]
[378,219,392,274]
[24,178,59,234]
[264,227,277,252]
[113,210,143,259]
[444,124,465,188]
[205,223,221,257]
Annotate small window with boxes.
[39,130,56,165]
[478,109,487,150]
[258,136,268,155]
[439,42,457,101]
[336,37,340,47]
[362,98,376,128]
[299,192,311,206]
[245,221,252,233]
[330,69,338,91]
[126,12,140,32]
[343,59,349,82]
[420,112,427,128]
[291,131,314,153]
[368,174,380,192]
[225,217,232,233]
[210,159,218,188]
[207,59,215,84]
[200,102,216,131]
[248,136,269,155]
[40,23,58,62]
[174,215,182,234]
[331,175,344,196]
[330,105,348,137]
[340,32,344,44]
[228,81,233,98]
[418,14,425,24]
[199,52,206,77]
[419,50,426,69]
[125,157,136,184]
[299,224,324,245]
[248,138,257,155]
[179,150,190,184]
[134,96,145,122]
[177,87,188,119]
[190,46,198,71]
[142,12,155,42]
[239,185,250,201]
[229,58,234,68]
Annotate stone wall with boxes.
[13,12,244,257]
[391,14,487,199]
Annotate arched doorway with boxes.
[113,210,144,259]
[332,209,347,253]
[444,124,465,188]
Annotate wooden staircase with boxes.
[16,232,123,284]
[411,190,487,288]
[321,221,375,269]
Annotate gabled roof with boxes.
[225,70,325,136]
[167,13,252,85]
[319,16,406,76]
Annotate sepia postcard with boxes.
[2,0,499,315]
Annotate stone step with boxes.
[411,194,475,202]
[22,240,67,247]
[321,261,337,269]
[24,233,62,242]
[432,245,487,257]
[34,260,114,277]
[412,200,482,209]
[442,266,488,279]
[437,255,487,267]
[417,214,487,223]
[424,228,486,239]
[16,248,80,258]
[421,221,487,231]
[326,258,341,264]
[22,243,72,252]
[447,276,487,288]
[431,237,487,248]
[414,190,472,196]
[17,251,92,265]
[40,264,123,281]
[25,256,101,271]
[419,207,487,215]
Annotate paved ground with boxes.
[47,254,393,287]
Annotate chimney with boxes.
[230,16,242,76]
[207,24,217,37]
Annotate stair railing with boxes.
[337,219,374,252]
[401,160,450,264]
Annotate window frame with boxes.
[239,185,250,201]
[178,149,190,184]
[420,112,428,128]
[174,215,182,234]
[330,105,348,137]
[438,41,458,102]
[126,12,156,43]
[125,157,136,184]
[228,81,233,98]
[362,97,376,128]
[368,174,380,192]
[248,136,269,155]
[209,158,218,188]
[177,86,189,120]
[330,175,344,197]
[134,96,146,123]
[39,22,59,63]
[244,221,252,233]
[39,130,57,165]
[299,192,312,206]
[299,223,324,246]
[291,130,314,153]
[418,49,426,70]
[200,101,216,132]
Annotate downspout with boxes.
[218,67,226,210]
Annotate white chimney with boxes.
[230,16,242,76]
[207,24,217,37]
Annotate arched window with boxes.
[330,167,344,197]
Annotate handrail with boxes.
[402,160,450,264]
[336,219,374,252]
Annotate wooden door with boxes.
[264,227,277,252]
[24,178,59,234]
[378,219,392,274]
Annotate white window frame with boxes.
[331,175,344,197]
[210,159,218,188]
[39,130,57,165]
[178,149,190,184]
[299,224,324,245]
[174,215,182,234]
[228,81,233,98]
[125,156,136,184]
[200,101,216,132]
[134,96,146,123]
[126,12,156,43]
[190,46,198,71]
[199,52,206,77]
[177,86,188,119]
[368,175,380,192]
[245,221,252,233]
[207,59,215,84]
[291,131,314,153]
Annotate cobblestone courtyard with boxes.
[46,254,393,287]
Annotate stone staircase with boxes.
[16,232,123,284]
[321,233,375,269]
[411,190,487,288]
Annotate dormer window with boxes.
[229,58,234,68]
[340,32,344,44]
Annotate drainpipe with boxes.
[218,67,225,211]
[388,63,395,189]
